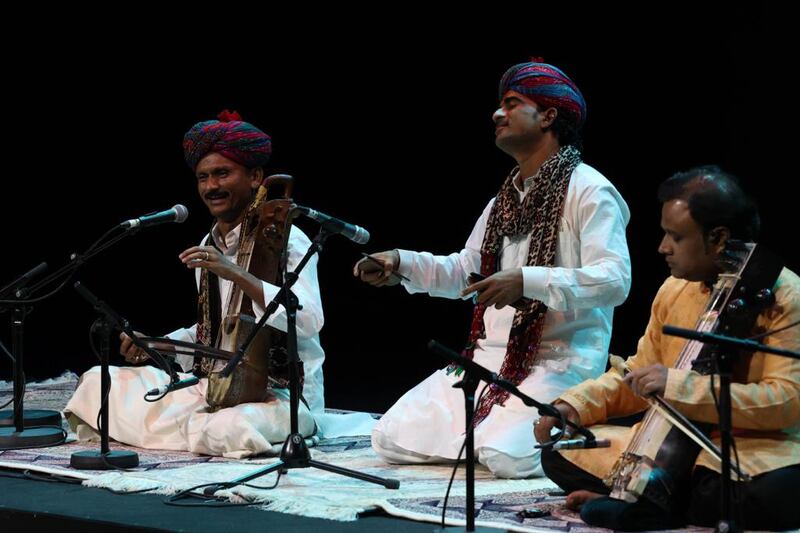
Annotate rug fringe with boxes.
[83,472,161,493]
[0,370,79,390]
[260,498,368,521]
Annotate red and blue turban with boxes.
[499,60,586,127]
[183,110,272,170]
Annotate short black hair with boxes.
[657,165,760,241]
[547,110,583,151]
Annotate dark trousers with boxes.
[541,447,800,531]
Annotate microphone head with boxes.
[353,226,370,245]
[290,205,309,219]
[172,204,189,223]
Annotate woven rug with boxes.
[0,373,715,532]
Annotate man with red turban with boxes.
[354,60,631,479]
[183,109,273,171]
[65,111,332,457]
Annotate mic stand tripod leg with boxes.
[70,317,139,470]
[202,228,399,497]
[202,431,400,496]
[0,306,65,449]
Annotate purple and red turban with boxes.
[498,60,586,127]
[183,110,272,170]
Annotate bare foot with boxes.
[565,490,602,511]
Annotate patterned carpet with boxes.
[0,372,715,532]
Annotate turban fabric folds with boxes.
[499,61,586,127]
[183,110,272,170]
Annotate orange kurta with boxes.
[557,269,800,481]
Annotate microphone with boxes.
[0,261,48,300]
[146,376,200,396]
[121,204,189,229]
[662,325,765,351]
[293,206,370,244]
[551,438,611,451]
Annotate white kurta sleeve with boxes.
[521,181,631,311]
[177,226,323,367]
[396,199,492,299]
[251,226,324,343]
[165,324,197,372]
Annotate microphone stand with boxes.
[0,223,177,451]
[662,325,800,533]
[200,226,399,497]
[9,226,140,304]
[428,341,500,533]
[67,282,165,469]
[427,340,599,532]
[0,263,65,449]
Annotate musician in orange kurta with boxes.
[534,166,800,531]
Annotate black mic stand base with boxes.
[203,431,399,496]
[0,305,66,449]
[0,425,65,449]
[0,409,62,428]
[70,449,139,470]
[65,303,140,471]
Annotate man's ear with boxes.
[541,107,558,128]
[251,167,265,188]
[708,226,731,251]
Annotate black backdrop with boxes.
[2,7,794,413]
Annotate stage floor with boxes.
[0,468,439,532]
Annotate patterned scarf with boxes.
[194,190,265,375]
[464,145,582,426]
[194,242,221,376]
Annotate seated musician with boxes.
[534,166,800,530]
[354,59,632,480]
[65,111,324,458]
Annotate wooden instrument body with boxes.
[606,242,783,510]
[205,175,295,410]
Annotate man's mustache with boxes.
[204,191,230,200]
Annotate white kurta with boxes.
[169,223,327,418]
[65,223,328,457]
[372,163,631,478]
